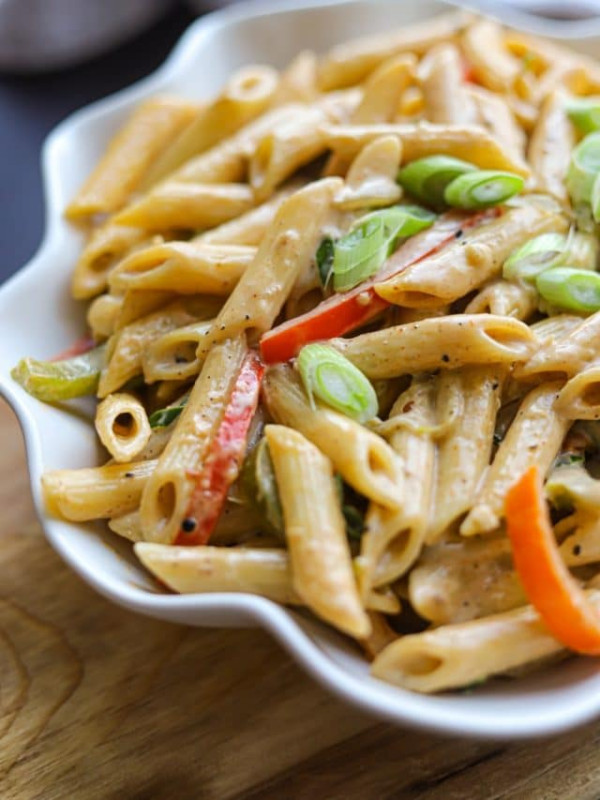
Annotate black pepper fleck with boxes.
[573,544,582,556]
[124,472,134,478]
[455,229,464,239]
[181,518,197,533]
[441,354,450,363]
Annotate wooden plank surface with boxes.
[1,396,600,800]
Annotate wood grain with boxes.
[1,396,600,800]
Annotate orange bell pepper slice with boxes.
[506,465,600,655]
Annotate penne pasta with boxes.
[95,392,152,463]
[139,334,247,544]
[109,242,256,295]
[317,9,468,90]
[331,314,537,380]
[408,534,526,625]
[427,366,503,543]
[374,199,567,307]
[419,44,477,125]
[323,122,531,177]
[371,593,600,693]
[360,377,436,594]
[465,280,537,320]
[142,319,213,383]
[334,135,403,210]
[141,65,279,187]
[467,85,525,161]
[515,312,600,381]
[65,96,198,220]
[461,19,521,92]
[197,178,342,355]
[461,382,571,536]
[528,89,575,204]
[264,365,403,510]
[43,459,156,521]
[114,182,256,232]
[555,367,600,420]
[266,424,370,638]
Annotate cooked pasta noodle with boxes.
[23,11,600,697]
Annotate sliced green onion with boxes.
[503,233,569,283]
[297,343,378,423]
[536,267,600,314]
[444,170,524,209]
[503,231,598,284]
[149,395,189,428]
[316,237,335,287]
[592,171,600,223]
[11,345,106,403]
[240,437,284,538]
[567,132,600,206]
[565,97,600,134]
[331,204,435,292]
[397,156,477,208]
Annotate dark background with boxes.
[0,2,201,285]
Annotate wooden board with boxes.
[2,396,600,800]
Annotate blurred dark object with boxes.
[0,3,196,285]
[0,0,175,73]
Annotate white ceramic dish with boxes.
[3,0,600,740]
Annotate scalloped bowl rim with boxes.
[3,0,600,739]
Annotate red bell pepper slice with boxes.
[175,350,265,545]
[259,209,499,364]
[506,465,600,655]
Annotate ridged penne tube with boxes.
[197,187,296,246]
[548,465,600,516]
[528,89,575,204]
[331,315,537,380]
[317,10,468,90]
[173,103,307,185]
[108,510,144,542]
[71,223,148,300]
[249,105,333,200]
[356,55,416,125]
[334,135,403,210]
[461,382,571,536]
[371,592,600,693]
[559,513,600,567]
[65,97,197,220]
[142,319,213,383]
[555,367,600,420]
[270,51,318,106]
[409,535,526,625]
[461,19,521,92]
[374,201,567,308]
[139,335,246,544]
[266,425,370,638]
[323,54,414,176]
[136,544,300,603]
[465,280,537,320]
[515,312,600,381]
[114,182,256,231]
[505,31,600,95]
[87,293,123,340]
[361,377,436,593]
[197,178,342,356]
[360,613,399,661]
[108,242,256,295]
[467,85,525,162]
[264,365,403,510]
[323,122,531,177]
[427,367,503,543]
[529,314,582,346]
[94,393,152,463]
[43,459,157,521]
[141,65,279,188]
[98,302,198,397]
[419,44,477,125]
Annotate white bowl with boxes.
[3,0,600,739]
